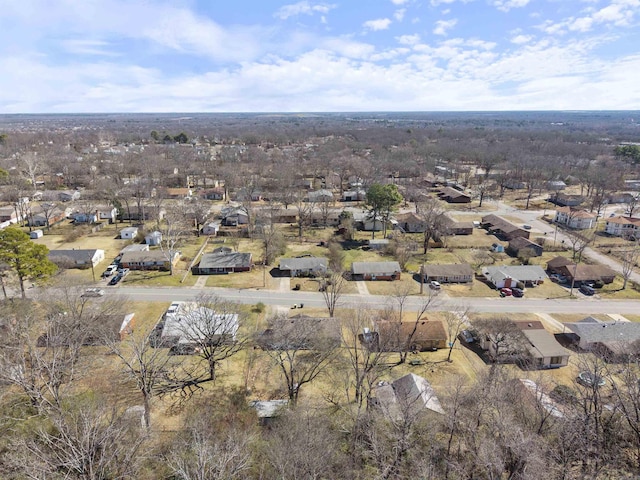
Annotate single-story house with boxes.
[604,216,640,239]
[48,249,105,268]
[201,221,221,236]
[370,373,444,420]
[367,238,390,251]
[28,205,70,227]
[549,193,584,207]
[554,207,597,230]
[0,206,21,224]
[445,218,474,236]
[308,189,334,203]
[366,319,448,352]
[423,264,474,284]
[342,189,366,202]
[38,312,136,346]
[257,314,341,350]
[145,231,162,246]
[120,227,139,239]
[161,301,239,346]
[95,206,119,223]
[310,210,341,227]
[221,206,249,226]
[481,214,530,240]
[271,209,298,224]
[164,187,192,199]
[70,211,98,224]
[118,206,165,222]
[279,257,328,277]
[192,251,252,275]
[514,321,571,369]
[395,212,427,233]
[555,264,617,285]
[547,180,567,191]
[482,265,547,289]
[546,256,575,274]
[119,250,180,271]
[563,316,640,362]
[202,188,226,201]
[120,244,149,255]
[437,186,471,203]
[59,190,81,202]
[507,237,543,258]
[351,261,401,281]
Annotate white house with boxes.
[145,231,162,246]
[554,207,596,230]
[605,216,640,239]
[120,227,139,239]
[202,221,220,236]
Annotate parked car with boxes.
[429,280,441,290]
[168,344,200,356]
[117,267,130,277]
[579,285,595,296]
[460,329,476,343]
[82,288,105,297]
[500,287,512,297]
[523,224,532,230]
[101,265,118,277]
[511,287,524,297]
[549,274,567,284]
[109,274,123,286]
[577,371,606,388]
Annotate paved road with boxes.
[112,285,640,315]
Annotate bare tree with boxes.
[320,269,347,317]
[39,201,60,231]
[20,151,40,190]
[443,308,471,363]
[473,317,528,364]
[620,240,640,289]
[563,228,595,262]
[159,203,190,275]
[259,313,339,405]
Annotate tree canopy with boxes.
[0,227,57,298]
[366,183,403,238]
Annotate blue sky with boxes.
[0,0,639,112]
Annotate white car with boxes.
[429,281,441,290]
[82,288,105,297]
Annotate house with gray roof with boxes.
[48,249,105,268]
[119,250,179,271]
[192,251,252,275]
[507,237,543,258]
[423,264,473,283]
[370,373,444,421]
[563,317,640,362]
[351,261,401,281]
[481,214,530,240]
[482,265,547,289]
[279,257,328,277]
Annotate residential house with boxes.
[481,214,530,240]
[28,205,69,227]
[58,190,81,202]
[604,216,640,239]
[257,314,341,350]
[547,180,567,191]
[120,227,139,239]
[307,189,334,203]
[423,264,474,284]
[201,188,225,200]
[482,265,547,289]
[563,317,640,362]
[0,206,21,225]
[342,189,366,202]
[444,217,474,235]
[70,210,98,224]
[546,256,575,274]
[550,193,584,207]
[119,206,165,222]
[201,221,220,236]
[272,209,298,224]
[38,312,136,346]
[368,319,447,351]
[554,206,597,230]
[221,206,249,226]
[145,231,162,246]
[95,206,118,223]
[160,301,239,346]
[192,251,252,274]
[507,237,543,258]
[163,187,192,199]
[119,250,179,271]
[367,238,390,251]
[48,249,105,268]
[120,244,149,255]
[555,263,616,286]
[370,373,445,420]
[437,186,471,203]
[395,212,427,233]
[351,261,401,281]
[514,321,571,369]
[309,210,341,227]
[279,257,328,277]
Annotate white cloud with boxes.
[430,0,458,6]
[433,19,458,36]
[510,34,533,44]
[394,9,406,21]
[396,34,421,45]
[391,0,409,4]
[363,18,392,31]
[274,1,337,20]
[61,39,119,56]
[490,0,530,12]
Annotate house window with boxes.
[550,356,563,365]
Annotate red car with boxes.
[500,287,513,297]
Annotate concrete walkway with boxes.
[193,276,207,288]
[356,281,370,295]
[278,277,290,292]
[535,313,566,334]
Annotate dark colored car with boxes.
[109,274,123,286]
[580,285,595,296]
[511,287,524,297]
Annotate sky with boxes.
[0,0,639,113]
